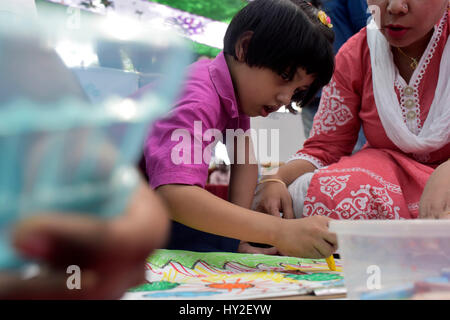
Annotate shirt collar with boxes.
[208,51,241,118]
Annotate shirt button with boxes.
[406,111,416,120]
[405,99,415,109]
[403,86,414,96]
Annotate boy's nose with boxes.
[387,0,409,15]
[276,93,292,106]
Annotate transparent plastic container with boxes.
[329,220,450,299]
[0,7,191,269]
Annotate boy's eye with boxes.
[280,72,290,81]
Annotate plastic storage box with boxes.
[329,220,450,299]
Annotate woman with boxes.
[254,0,450,220]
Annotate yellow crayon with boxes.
[325,255,336,271]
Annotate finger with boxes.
[418,198,427,219]
[254,199,268,214]
[320,217,338,249]
[421,207,441,220]
[250,198,259,211]
[281,195,295,219]
[254,205,266,214]
[322,230,338,248]
[267,202,282,217]
[12,214,110,268]
[314,239,335,259]
[308,246,325,259]
[257,246,279,255]
[245,245,279,255]
[419,201,440,219]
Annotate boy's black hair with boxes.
[306,0,323,9]
[224,0,335,110]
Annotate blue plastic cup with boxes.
[0,8,191,270]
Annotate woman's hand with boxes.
[252,179,295,219]
[419,160,450,219]
[0,182,170,299]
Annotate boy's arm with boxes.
[228,135,258,208]
[230,162,277,254]
[227,135,279,254]
[228,163,258,208]
[157,184,278,244]
[156,184,337,258]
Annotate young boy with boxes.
[144,0,337,257]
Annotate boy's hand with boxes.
[274,216,337,259]
[0,183,169,299]
[252,180,295,219]
[419,160,450,219]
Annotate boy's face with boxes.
[231,63,315,117]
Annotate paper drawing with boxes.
[122,250,345,300]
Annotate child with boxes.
[144,0,337,257]
[254,0,450,220]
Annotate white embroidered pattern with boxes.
[318,175,351,200]
[310,80,354,138]
[395,80,421,135]
[304,184,403,220]
[287,152,325,169]
[395,13,447,136]
[317,167,402,194]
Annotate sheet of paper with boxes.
[122,250,345,300]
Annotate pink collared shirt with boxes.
[144,52,250,189]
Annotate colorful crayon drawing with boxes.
[121,250,345,300]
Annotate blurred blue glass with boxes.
[0,7,192,269]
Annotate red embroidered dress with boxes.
[291,12,450,220]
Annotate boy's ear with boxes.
[235,31,253,62]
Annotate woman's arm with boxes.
[264,159,317,186]
[252,159,317,218]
